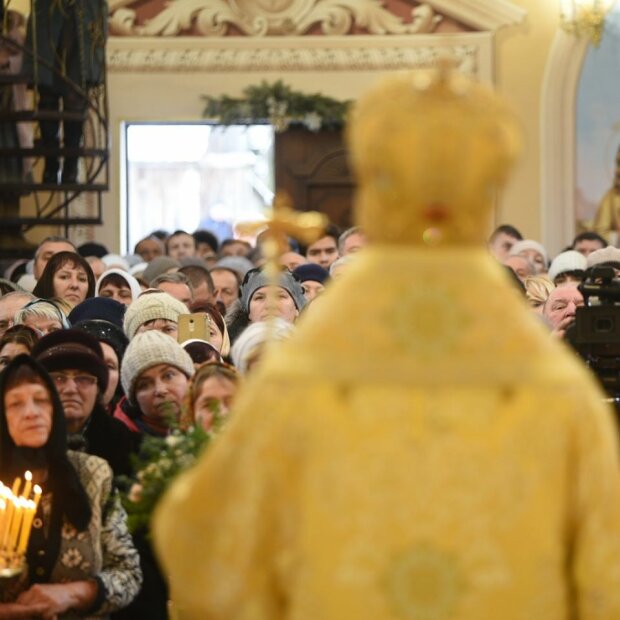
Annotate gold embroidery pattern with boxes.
[384,544,464,620]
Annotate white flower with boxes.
[165,435,182,448]
[303,112,322,131]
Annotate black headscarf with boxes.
[0,355,92,532]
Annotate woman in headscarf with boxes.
[0,355,141,618]
[95,269,142,306]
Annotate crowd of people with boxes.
[0,219,611,617]
[0,223,365,618]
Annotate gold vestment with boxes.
[154,68,620,620]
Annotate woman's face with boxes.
[248,286,298,323]
[100,343,119,406]
[0,342,30,369]
[99,282,133,306]
[520,249,546,274]
[207,317,223,352]
[136,319,178,339]
[52,263,89,306]
[5,380,53,448]
[134,364,189,423]
[23,315,62,336]
[193,375,236,431]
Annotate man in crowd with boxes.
[166,230,197,262]
[488,224,522,261]
[178,265,214,304]
[572,231,607,257]
[210,267,240,311]
[304,224,340,269]
[33,236,77,279]
[338,226,366,256]
[151,272,194,307]
[0,290,35,338]
[135,236,165,263]
[543,283,584,339]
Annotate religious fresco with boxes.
[576,7,620,242]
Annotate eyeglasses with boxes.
[50,372,97,389]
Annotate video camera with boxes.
[566,266,620,408]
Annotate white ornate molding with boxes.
[109,0,443,38]
[107,34,484,74]
[427,0,526,31]
[540,31,588,255]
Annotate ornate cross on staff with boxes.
[236,190,328,319]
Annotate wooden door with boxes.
[275,126,355,229]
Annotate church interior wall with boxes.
[92,0,563,253]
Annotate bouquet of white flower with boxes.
[120,425,211,534]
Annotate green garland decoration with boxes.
[202,80,351,132]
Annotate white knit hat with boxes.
[509,239,549,267]
[121,330,195,404]
[587,246,620,269]
[547,250,587,282]
[123,291,189,339]
[231,319,294,374]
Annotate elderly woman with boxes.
[32,329,139,477]
[227,267,306,343]
[184,361,240,432]
[0,355,141,618]
[95,269,142,306]
[14,298,70,336]
[508,240,548,276]
[0,324,40,369]
[115,330,194,436]
[32,251,96,308]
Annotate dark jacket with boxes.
[81,403,140,478]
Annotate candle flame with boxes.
[24,471,32,482]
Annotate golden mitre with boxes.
[350,65,522,246]
[154,66,620,620]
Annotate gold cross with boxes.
[237,190,327,273]
[236,190,328,321]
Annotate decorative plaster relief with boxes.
[109,0,442,37]
[107,40,479,74]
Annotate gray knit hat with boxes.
[240,269,306,314]
[121,330,195,404]
[123,291,189,339]
[142,256,181,285]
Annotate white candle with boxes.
[22,472,32,501]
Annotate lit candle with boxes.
[17,499,35,555]
[10,477,20,497]
[7,497,23,552]
[2,490,15,550]
[33,485,42,511]
[22,472,32,501]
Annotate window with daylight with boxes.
[124,123,275,253]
